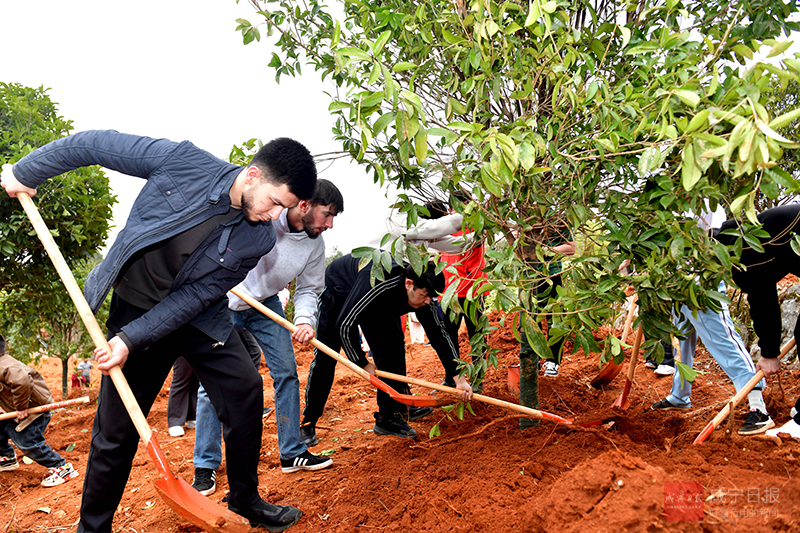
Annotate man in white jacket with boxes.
[191,180,343,495]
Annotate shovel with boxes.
[238,288,576,426]
[0,396,90,421]
[611,325,644,409]
[693,337,796,444]
[17,193,249,533]
[372,370,576,425]
[591,293,638,387]
[230,288,450,407]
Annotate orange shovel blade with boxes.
[368,375,451,407]
[146,436,250,533]
[611,380,632,410]
[591,360,624,387]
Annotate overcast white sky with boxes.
[0,0,395,255]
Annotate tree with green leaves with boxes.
[236,0,800,381]
[0,82,115,399]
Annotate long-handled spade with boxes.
[230,288,450,408]
[0,396,90,421]
[17,193,249,533]
[611,325,644,410]
[233,288,574,426]
[693,337,796,445]
[591,292,638,387]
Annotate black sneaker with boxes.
[651,398,690,411]
[228,498,303,532]
[280,450,333,473]
[408,406,433,421]
[192,467,216,496]
[738,410,775,436]
[299,424,318,447]
[373,412,417,439]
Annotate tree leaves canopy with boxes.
[239,0,800,360]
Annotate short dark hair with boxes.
[420,200,449,220]
[405,261,445,296]
[250,138,317,201]
[0,334,5,356]
[311,179,344,214]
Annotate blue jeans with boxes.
[194,295,305,468]
[667,282,764,408]
[0,412,65,468]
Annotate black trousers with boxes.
[166,356,199,427]
[78,295,263,533]
[303,289,409,424]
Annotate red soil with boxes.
[2,312,799,532]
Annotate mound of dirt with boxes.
[2,311,799,532]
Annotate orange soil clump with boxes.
[2,311,799,532]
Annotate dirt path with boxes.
[2,311,799,532]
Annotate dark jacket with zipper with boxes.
[12,130,276,349]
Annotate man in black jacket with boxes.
[1,131,316,533]
[714,204,800,439]
[300,254,473,444]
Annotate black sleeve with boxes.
[416,301,462,380]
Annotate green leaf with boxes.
[66,443,76,452]
[620,26,631,48]
[767,40,792,58]
[522,313,552,359]
[541,1,557,14]
[392,62,418,72]
[373,31,391,56]
[730,192,750,215]
[373,112,395,136]
[319,449,336,456]
[732,44,753,60]
[339,47,371,62]
[524,2,541,26]
[681,144,702,191]
[769,107,800,130]
[674,89,700,109]
[414,128,428,162]
[675,361,697,387]
[638,146,659,175]
[519,142,536,170]
[686,109,709,133]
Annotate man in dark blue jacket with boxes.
[1,130,316,533]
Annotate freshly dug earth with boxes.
[2,312,799,533]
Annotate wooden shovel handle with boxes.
[230,288,371,381]
[694,337,796,444]
[626,326,644,381]
[17,193,152,444]
[619,293,638,343]
[374,370,572,424]
[0,396,90,421]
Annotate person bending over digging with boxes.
[0,334,79,486]
[713,204,800,440]
[300,255,473,445]
[1,130,316,533]
[651,207,773,435]
[191,179,343,496]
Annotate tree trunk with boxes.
[61,357,69,400]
